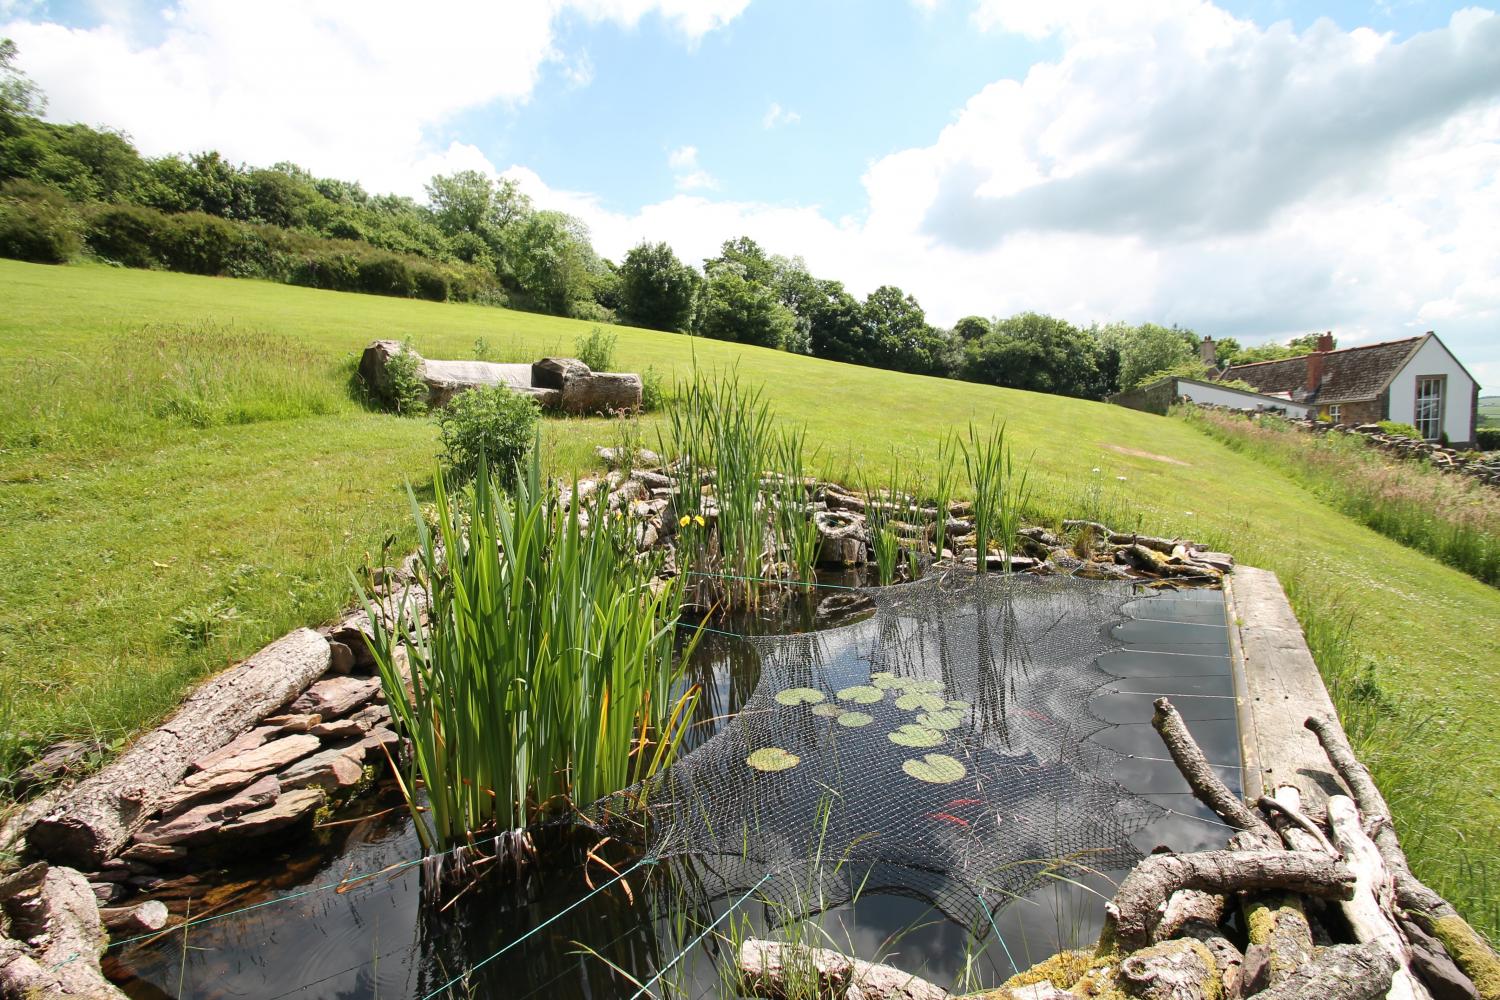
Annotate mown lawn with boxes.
[2,259,1496,931]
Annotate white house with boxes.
[1209,332,1480,446]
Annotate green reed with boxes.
[930,431,960,559]
[358,447,700,852]
[962,422,1032,573]
[774,428,821,585]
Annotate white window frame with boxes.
[1328,404,1341,423]
[1414,376,1445,441]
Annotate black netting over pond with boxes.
[632,571,1166,930]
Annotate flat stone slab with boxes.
[290,676,381,718]
[167,734,320,812]
[218,788,325,839]
[136,776,281,845]
[278,745,365,793]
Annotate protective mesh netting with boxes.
[637,571,1165,929]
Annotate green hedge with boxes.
[76,202,499,304]
[1476,427,1500,452]
[0,180,83,264]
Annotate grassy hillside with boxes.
[2,260,1496,931]
[1480,395,1499,426]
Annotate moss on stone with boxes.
[1428,914,1500,1000]
[1001,949,1096,989]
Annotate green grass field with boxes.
[1480,395,1499,427]
[2,259,1497,931]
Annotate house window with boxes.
[1328,405,1341,423]
[1414,377,1444,440]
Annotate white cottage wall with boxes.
[1176,379,1316,418]
[1386,337,1476,443]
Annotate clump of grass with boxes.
[640,365,668,412]
[962,422,1031,573]
[434,384,539,487]
[359,447,701,852]
[863,457,920,586]
[930,432,960,559]
[1181,407,1500,585]
[773,428,821,585]
[661,372,778,609]
[381,339,428,416]
[574,326,618,372]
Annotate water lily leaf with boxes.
[917,709,965,731]
[811,703,844,718]
[894,692,945,712]
[903,753,966,784]
[775,687,826,706]
[836,711,874,728]
[871,675,906,690]
[946,700,971,712]
[837,685,884,704]
[746,748,800,772]
[888,724,944,748]
[903,680,945,693]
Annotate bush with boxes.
[84,203,167,267]
[436,386,540,486]
[1476,427,1500,452]
[0,180,82,263]
[574,326,617,371]
[1377,421,1421,439]
[159,212,241,275]
[382,341,428,417]
[640,365,667,412]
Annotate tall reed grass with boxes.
[962,423,1031,573]
[1181,407,1500,586]
[359,449,700,853]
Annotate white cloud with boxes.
[511,4,1500,389]
[1,0,747,196]
[667,144,718,191]
[762,101,800,128]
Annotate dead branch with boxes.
[1258,793,1337,856]
[737,939,948,1000]
[1254,941,1399,1000]
[1152,698,1277,847]
[1106,849,1355,952]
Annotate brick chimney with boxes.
[1199,336,1216,366]
[1305,331,1332,393]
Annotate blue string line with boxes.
[628,873,771,1000]
[420,855,656,1000]
[975,892,1020,978]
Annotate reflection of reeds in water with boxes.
[974,585,1033,749]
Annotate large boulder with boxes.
[361,344,636,413]
[561,371,643,415]
[531,356,593,390]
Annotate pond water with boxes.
[106,578,1238,999]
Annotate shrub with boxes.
[1476,427,1500,452]
[0,180,82,263]
[436,385,540,485]
[382,341,427,417]
[574,326,617,372]
[84,203,168,267]
[356,254,415,298]
[640,365,667,412]
[159,212,240,275]
[1377,421,1421,439]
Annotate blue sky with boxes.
[6,1,1499,390]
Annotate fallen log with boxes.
[28,628,332,868]
[1106,849,1356,952]
[1254,941,1399,1000]
[1241,893,1314,992]
[0,865,128,999]
[1326,795,1431,1000]
[1151,699,1277,847]
[737,938,948,1000]
[1117,937,1224,1000]
[1307,716,1500,1000]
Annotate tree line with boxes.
[0,39,1331,399]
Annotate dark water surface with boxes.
[108,581,1238,999]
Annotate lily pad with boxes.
[811,703,844,718]
[837,685,884,704]
[917,709,965,731]
[746,748,800,772]
[836,711,874,728]
[775,687,826,706]
[894,691,945,712]
[888,724,944,748]
[946,700,972,712]
[903,680,945,693]
[871,674,906,690]
[903,753,967,784]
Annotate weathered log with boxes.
[1117,937,1222,1000]
[1155,889,1225,942]
[1266,785,1336,856]
[737,938,948,1000]
[1326,795,1431,1000]
[1254,941,1399,1000]
[28,628,332,868]
[99,899,169,936]
[1106,850,1355,952]
[1307,716,1500,999]
[1151,698,1277,846]
[1241,894,1314,992]
[0,865,128,998]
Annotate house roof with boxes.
[1217,336,1423,404]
